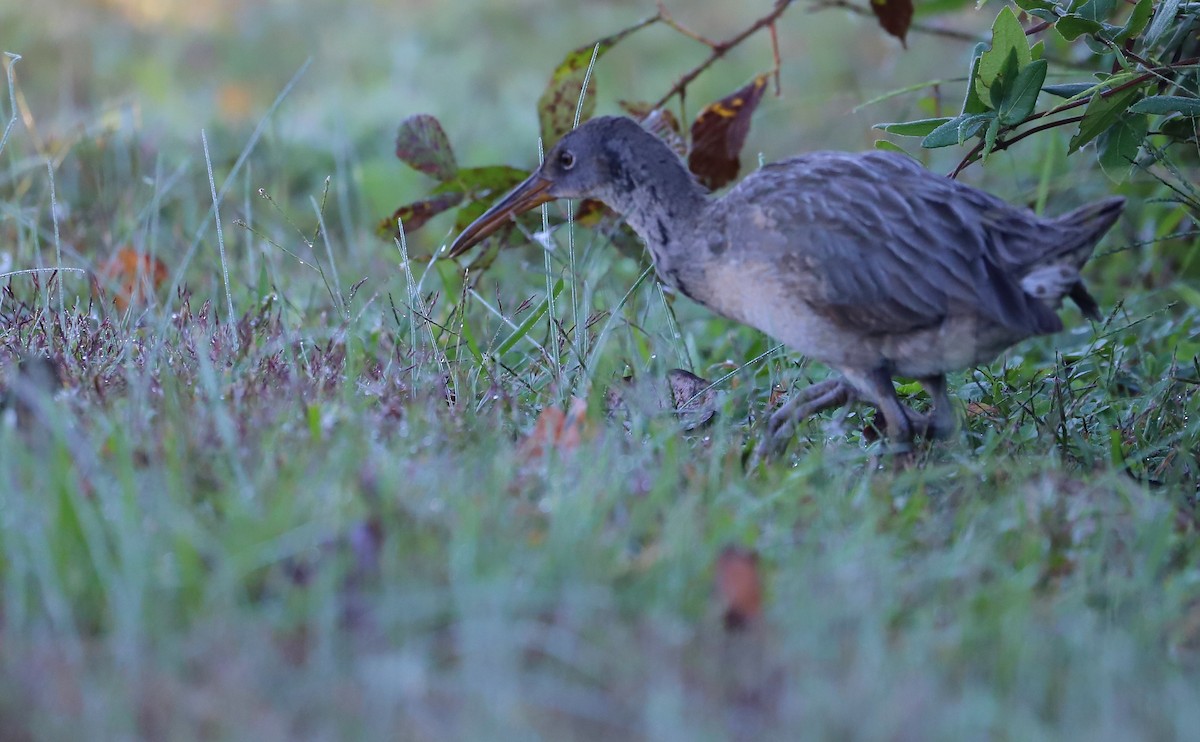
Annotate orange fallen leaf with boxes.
[716,545,763,631]
[767,384,788,409]
[966,402,998,417]
[519,396,588,462]
[94,248,168,310]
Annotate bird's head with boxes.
[446,117,647,258]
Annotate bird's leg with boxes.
[842,366,916,446]
[759,377,855,459]
[913,374,957,439]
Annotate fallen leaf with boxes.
[688,74,769,190]
[519,396,589,462]
[95,247,168,310]
[767,384,788,409]
[716,545,763,631]
[667,368,718,429]
[965,401,999,417]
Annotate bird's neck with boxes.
[594,139,709,258]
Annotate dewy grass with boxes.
[202,129,237,334]
[0,5,1198,739]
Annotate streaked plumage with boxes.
[448,116,1124,451]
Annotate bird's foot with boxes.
[879,406,957,442]
[868,406,956,455]
[750,378,854,466]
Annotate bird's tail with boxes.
[1053,196,1125,321]
[1060,194,1123,247]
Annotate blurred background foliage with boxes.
[2,0,996,219]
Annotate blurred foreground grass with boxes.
[0,0,1198,739]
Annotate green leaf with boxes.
[989,49,1022,111]
[1073,0,1116,22]
[394,114,458,181]
[914,0,976,15]
[1068,85,1143,153]
[974,7,1032,105]
[922,112,995,148]
[872,117,952,136]
[457,308,485,364]
[1144,0,1180,45]
[1043,82,1098,98]
[1014,0,1060,12]
[1116,0,1153,42]
[1056,15,1105,40]
[450,165,530,199]
[495,279,566,356]
[999,59,1048,125]
[536,18,654,149]
[982,116,1002,158]
[873,139,919,159]
[1160,115,1199,141]
[1129,95,1200,116]
[1098,113,1147,182]
[963,45,990,114]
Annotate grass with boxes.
[1,1,1199,739]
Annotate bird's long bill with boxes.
[446,175,555,258]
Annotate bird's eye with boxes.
[558,150,575,170]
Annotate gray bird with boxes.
[447,115,1124,452]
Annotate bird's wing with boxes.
[714,151,1061,336]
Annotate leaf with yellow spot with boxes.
[687,74,770,190]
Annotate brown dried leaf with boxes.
[376,191,464,238]
[395,114,458,181]
[870,0,913,47]
[767,384,788,410]
[688,74,769,190]
[716,546,763,631]
[667,368,718,429]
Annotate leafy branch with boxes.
[874,0,1200,182]
[949,54,1200,177]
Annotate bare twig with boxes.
[655,2,721,48]
[810,0,980,43]
[650,0,798,110]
